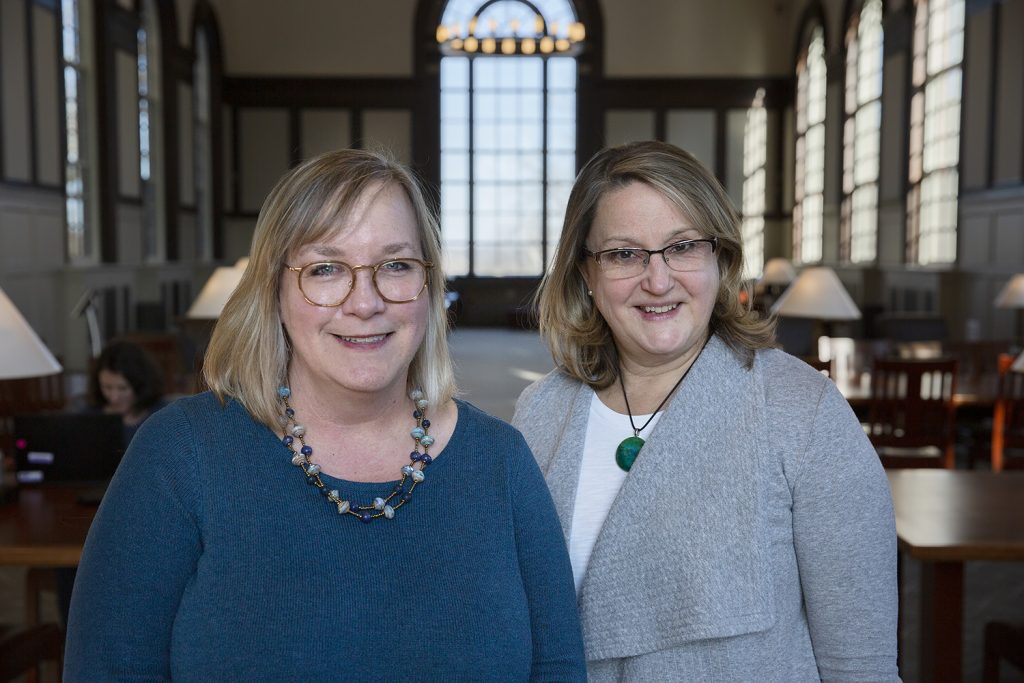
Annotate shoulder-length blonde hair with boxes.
[203,148,456,429]
[537,140,775,389]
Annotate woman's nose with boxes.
[341,269,386,318]
[641,255,674,294]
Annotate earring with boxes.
[587,290,593,296]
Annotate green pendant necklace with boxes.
[614,341,706,472]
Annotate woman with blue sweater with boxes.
[65,149,585,682]
[514,141,899,681]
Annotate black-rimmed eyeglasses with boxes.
[582,237,718,280]
[285,258,433,307]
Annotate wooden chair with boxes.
[865,358,958,468]
[992,353,1024,472]
[0,623,63,682]
[982,620,1024,683]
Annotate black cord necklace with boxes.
[614,338,709,472]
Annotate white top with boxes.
[568,393,662,593]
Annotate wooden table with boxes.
[887,470,1024,683]
[0,486,96,567]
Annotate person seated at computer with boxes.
[88,340,166,444]
[54,341,170,627]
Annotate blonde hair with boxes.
[537,140,775,389]
[203,148,456,429]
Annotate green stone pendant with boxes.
[615,436,645,472]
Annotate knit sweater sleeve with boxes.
[506,429,587,682]
[64,401,204,682]
[788,379,901,682]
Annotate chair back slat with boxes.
[866,357,958,468]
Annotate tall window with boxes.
[194,29,213,260]
[907,0,963,265]
[741,89,767,280]
[62,0,90,260]
[794,25,826,265]
[138,0,165,261]
[841,0,883,263]
[437,0,583,276]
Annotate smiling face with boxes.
[279,182,429,401]
[582,181,720,371]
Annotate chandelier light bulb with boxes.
[521,37,536,54]
[534,15,544,34]
[450,38,463,50]
[539,36,554,53]
[467,18,476,34]
[481,37,496,53]
[555,38,569,51]
[464,36,478,52]
[569,22,585,42]
[501,37,516,54]
[435,25,448,43]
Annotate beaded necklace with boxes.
[277,386,433,523]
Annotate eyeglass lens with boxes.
[299,260,427,305]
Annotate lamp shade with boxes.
[771,267,862,321]
[760,258,797,286]
[0,286,62,380]
[995,274,1024,308]
[186,265,246,319]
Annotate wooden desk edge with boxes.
[897,539,1024,562]
[0,547,83,567]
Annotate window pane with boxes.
[906,0,962,264]
[439,2,579,276]
[794,26,826,264]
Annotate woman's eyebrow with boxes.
[302,242,416,259]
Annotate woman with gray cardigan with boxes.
[513,141,900,682]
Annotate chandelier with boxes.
[436,7,585,57]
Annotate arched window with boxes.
[907,0,963,265]
[794,24,826,265]
[138,0,166,262]
[62,0,94,260]
[841,0,883,263]
[741,88,767,280]
[194,27,213,260]
[436,0,585,276]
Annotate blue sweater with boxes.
[65,393,586,682]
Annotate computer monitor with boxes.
[13,413,126,485]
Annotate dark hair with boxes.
[89,341,165,413]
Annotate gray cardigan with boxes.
[512,335,900,682]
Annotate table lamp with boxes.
[761,258,797,287]
[186,259,248,320]
[995,274,1024,341]
[0,286,62,380]
[771,266,861,361]
[771,266,861,323]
